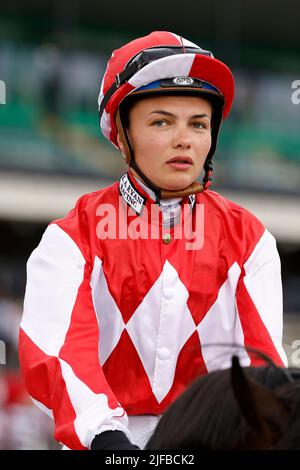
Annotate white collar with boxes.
[119,172,196,215]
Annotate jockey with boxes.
[19,31,287,450]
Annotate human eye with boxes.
[191,121,208,130]
[151,119,168,127]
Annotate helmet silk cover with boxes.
[98,31,234,150]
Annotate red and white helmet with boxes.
[98,31,235,197]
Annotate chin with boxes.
[158,176,194,191]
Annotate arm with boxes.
[19,223,132,449]
[235,229,288,367]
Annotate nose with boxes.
[171,125,192,149]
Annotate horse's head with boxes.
[146,352,300,450]
[230,355,292,449]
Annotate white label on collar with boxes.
[119,173,146,214]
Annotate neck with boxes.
[129,167,204,200]
[131,171,157,202]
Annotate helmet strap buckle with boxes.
[115,73,121,88]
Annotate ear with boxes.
[117,133,127,159]
[231,356,290,447]
[115,109,132,164]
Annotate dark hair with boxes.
[145,357,300,450]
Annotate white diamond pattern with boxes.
[196,262,242,372]
[90,256,125,365]
[127,260,196,403]
[91,256,241,404]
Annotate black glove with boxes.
[91,430,140,450]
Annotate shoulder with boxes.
[66,181,120,213]
[201,189,263,226]
[47,181,119,258]
[201,190,255,215]
[53,181,119,224]
[199,190,267,262]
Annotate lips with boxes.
[166,156,193,164]
[166,156,193,171]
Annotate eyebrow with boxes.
[149,110,210,119]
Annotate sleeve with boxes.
[235,229,288,367]
[19,222,131,450]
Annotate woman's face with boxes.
[119,94,212,191]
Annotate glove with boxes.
[91,430,140,450]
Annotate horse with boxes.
[145,349,300,450]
